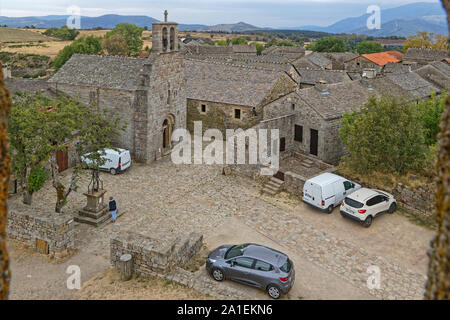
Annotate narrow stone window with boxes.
[234,108,241,119]
[201,104,207,113]
[291,103,295,111]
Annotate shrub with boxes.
[27,165,48,193]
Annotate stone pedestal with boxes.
[74,189,110,227]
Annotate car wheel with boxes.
[327,205,333,214]
[388,203,397,214]
[363,216,373,228]
[212,268,224,282]
[267,284,281,299]
[110,168,117,175]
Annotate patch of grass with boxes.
[397,207,437,231]
[183,245,209,273]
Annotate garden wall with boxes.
[7,205,75,259]
[110,231,203,275]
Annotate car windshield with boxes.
[225,244,250,259]
[344,197,364,209]
[280,258,292,273]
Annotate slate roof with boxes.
[185,59,289,107]
[297,69,351,85]
[403,48,449,62]
[322,52,359,63]
[414,62,450,90]
[382,62,411,74]
[295,81,375,120]
[304,52,332,69]
[361,52,400,66]
[48,54,147,90]
[232,44,257,54]
[386,72,440,98]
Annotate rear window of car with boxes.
[255,260,273,272]
[280,259,292,273]
[344,197,364,209]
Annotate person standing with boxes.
[109,196,117,223]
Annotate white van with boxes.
[302,173,361,213]
[81,148,132,175]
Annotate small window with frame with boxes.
[234,108,241,119]
[200,104,207,114]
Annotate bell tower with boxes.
[152,10,179,54]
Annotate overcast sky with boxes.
[0,0,442,27]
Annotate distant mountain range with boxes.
[0,2,447,36]
[0,14,266,32]
[292,2,448,37]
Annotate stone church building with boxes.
[48,14,186,163]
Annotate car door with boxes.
[227,257,256,286]
[366,195,385,217]
[247,260,274,289]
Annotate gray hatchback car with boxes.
[206,243,295,299]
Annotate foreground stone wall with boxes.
[6,206,75,259]
[110,231,203,275]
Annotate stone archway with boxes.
[162,114,175,152]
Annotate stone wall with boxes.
[187,99,262,135]
[6,206,75,259]
[344,56,382,73]
[110,231,203,275]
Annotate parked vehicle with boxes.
[340,188,397,228]
[302,173,361,213]
[206,243,295,299]
[81,148,132,175]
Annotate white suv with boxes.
[340,188,397,227]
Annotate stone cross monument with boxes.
[164,10,168,22]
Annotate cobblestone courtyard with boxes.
[7,158,434,300]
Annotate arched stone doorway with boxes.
[162,114,175,153]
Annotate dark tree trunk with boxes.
[0,63,12,300]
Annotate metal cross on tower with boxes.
[164,10,168,22]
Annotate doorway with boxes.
[56,149,68,172]
[162,115,175,152]
[310,129,318,156]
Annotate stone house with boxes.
[344,52,401,73]
[403,48,450,67]
[185,58,298,134]
[322,52,359,70]
[48,16,186,163]
[293,52,333,70]
[183,44,257,57]
[263,81,376,164]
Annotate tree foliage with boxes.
[306,37,346,52]
[230,37,248,45]
[355,41,383,54]
[418,91,447,146]
[339,95,431,175]
[53,36,103,69]
[8,93,125,212]
[43,26,79,40]
[102,33,129,56]
[403,32,450,53]
[105,23,143,56]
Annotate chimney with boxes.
[2,64,11,80]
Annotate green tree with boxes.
[307,37,346,52]
[276,41,295,47]
[53,36,103,69]
[43,26,79,40]
[403,32,450,53]
[231,37,248,45]
[340,95,428,175]
[105,23,144,56]
[102,33,129,56]
[355,41,383,54]
[8,92,125,212]
[418,91,447,146]
[253,42,265,55]
[215,40,228,46]
[8,92,53,204]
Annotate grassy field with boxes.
[0,27,55,43]
[0,28,261,60]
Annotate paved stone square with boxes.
[7,157,434,300]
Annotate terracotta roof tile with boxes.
[362,52,400,66]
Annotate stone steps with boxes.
[262,176,284,195]
[74,210,125,228]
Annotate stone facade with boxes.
[187,99,262,134]
[48,16,187,164]
[345,56,383,73]
[7,206,75,259]
[110,231,203,275]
